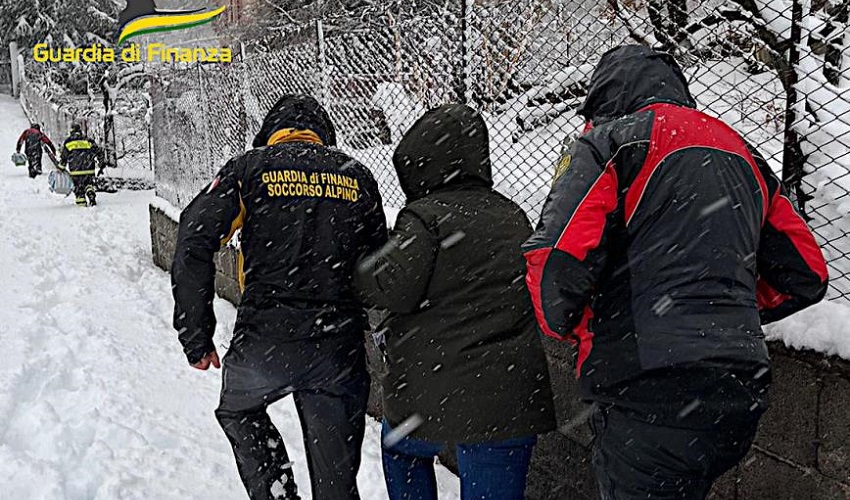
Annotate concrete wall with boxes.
[526,337,850,500]
[150,204,850,499]
[150,204,243,305]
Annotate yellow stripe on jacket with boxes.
[65,140,92,151]
[220,182,248,292]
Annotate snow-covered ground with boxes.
[0,95,460,499]
[765,300,850,360]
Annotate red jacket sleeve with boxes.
[16,130,28,152]
[749,148,828,324]
[39,133,56,155]
[523,135,619,342]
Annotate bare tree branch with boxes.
[606,0,660,46]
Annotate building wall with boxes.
[150,204,850,499]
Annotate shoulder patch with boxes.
[553,135,576,185]
[553,153,571,185]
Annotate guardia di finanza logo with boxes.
[117,0,226,45]
[32,0,231,64]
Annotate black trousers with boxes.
[71,174,96,206]
[589,405,759,500]
[26,152,42,178]
[216,326,369,500]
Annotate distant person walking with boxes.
[524,45,828,499]
[171,94,387,500]
[59,123,103,207]
[355,104,556,500]
[16,123,56,179]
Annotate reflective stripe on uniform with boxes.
[65,140,92,151]
[69,170,96,176]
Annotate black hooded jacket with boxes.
[524,46,828,423]
[575,45,696,125]
[172,95,387,364]
[60,131,102,175]
[355,105,555,443]
[252,95,337,148]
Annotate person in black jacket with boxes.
[355,104,555,500]
[59,124,103,207]
[524,45,828,499]
[16,124,56,179]
[171,94,387,500]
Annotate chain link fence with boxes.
[147,0,847,303]
[19,82,103,150]
[0,56,12,94]
[16,58,155,188]
[107,82,156,184]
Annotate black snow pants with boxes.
[588,366,768,500]
[25,150,42,178]
[215,301,370,500]
[71,174,96,206]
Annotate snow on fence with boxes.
[17,63,154,182]
[19,83,103,151]
[144,1,846,303]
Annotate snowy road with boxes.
[0,96,459,499]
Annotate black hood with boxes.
[393,104,492,202]
[253,94,336,148]
[577,45,696,124]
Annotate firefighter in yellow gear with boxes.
[59,123,103,207]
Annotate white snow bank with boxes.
[525,64,595,102]
[150,195,182,222]
[765,300,850,360]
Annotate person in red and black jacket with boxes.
[524,45,828,499]
[16,124,56,179]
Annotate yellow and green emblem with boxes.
[117,0,226,45]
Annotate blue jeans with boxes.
[381,420,537,500]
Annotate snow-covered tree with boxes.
[1,0,119,95]
[223,0,456,49]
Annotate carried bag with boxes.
[11,152,27,166]
[49,169,74,195]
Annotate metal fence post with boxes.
[317,19,329,106]
[458,0,472,104]
[9,42,19,97]
[101,76,119,169]
[148,119,154,171]
[198,63,213,175]
[781,0,810,214]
